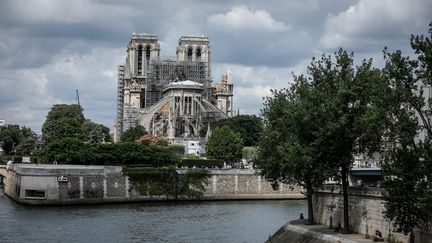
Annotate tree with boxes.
[307,50,388,233]
[206,125,243,164]
[257,50,388,230]
[15,136,37,155]
[81,119,112,143]
[381,22,432,241]
[0,124,36,155]
[38,137,89,164]
[121,125,147,142]
[256,74,334,224]
[200,115,263,146]
[38,104,114,164]
[169,144,186,157]
[42,104,85,144]
[138,134,168,147]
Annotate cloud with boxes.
[0,69,61,129]
[213,60,311,115]
[208,5,289,33]
[319,0,432,51]
[0,0,429,133]
[160,9,203,56]
[0,0,136,26]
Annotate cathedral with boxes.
[114,33,234,144]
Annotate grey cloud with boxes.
[0,0,429,132]
[319,0,432,53]
[209,29,314,67]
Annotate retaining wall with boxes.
[313,185,431,243]
[2,164,304,205]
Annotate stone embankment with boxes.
[268,186,432,243]
[0,164,304,205]
[268,220,368,243]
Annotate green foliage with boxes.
[42,104,85,144]
[381,22,432,236]
[38,104,115,163]
[37,137,89,164]
[121,125,147,142]
[201,115,263,146]
[179,158,224,168]
[38,141,179,166]
[81,119,112,143]
[242,146,257,162]
[41,104,111,144]
[256,49,388,227]
[0,155,11,164]
[178,169,211,198]
[256,75,333,224]
[169,144,185,157]
[206,125,243,164]
[124,166,210,199]
[0,124,36,155]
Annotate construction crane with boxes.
[76,89,80,107]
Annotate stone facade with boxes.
[313,185,416,242]
[1,164,304,205]
[114,33,234,142]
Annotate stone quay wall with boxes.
[2,164,304,205]
[313,185,432,243]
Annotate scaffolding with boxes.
[149,60,209,85]
[114,65,125,142]
[116,34,232,142]
[141,59,211,108]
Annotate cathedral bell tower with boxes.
[125,33,161,110]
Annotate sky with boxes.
[0,0,431,133]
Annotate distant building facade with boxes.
[114,33,233,143]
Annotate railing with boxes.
[353,160,381,169]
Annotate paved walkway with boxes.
[290,220,376,242]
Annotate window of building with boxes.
[140,88,146,109]
[187,47,193,61]
[25,189,45,198]
[146,45,151,60]
[196,48,201,61]
[137,45,143,75]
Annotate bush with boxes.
[38,141,179,166]
[0,155,10,164]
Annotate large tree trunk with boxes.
[341,165,350,233]
[306,187,315,225]
[409,231,415,243]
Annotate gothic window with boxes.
[187,47,193,61]
[146,45,151,61]
[140,88,146,109]
[137,45,143,75]
[196,47,201,61]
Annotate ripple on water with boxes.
[0,189,306,243]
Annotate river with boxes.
[0,188,306,243]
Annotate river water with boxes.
[0,188,306,243]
